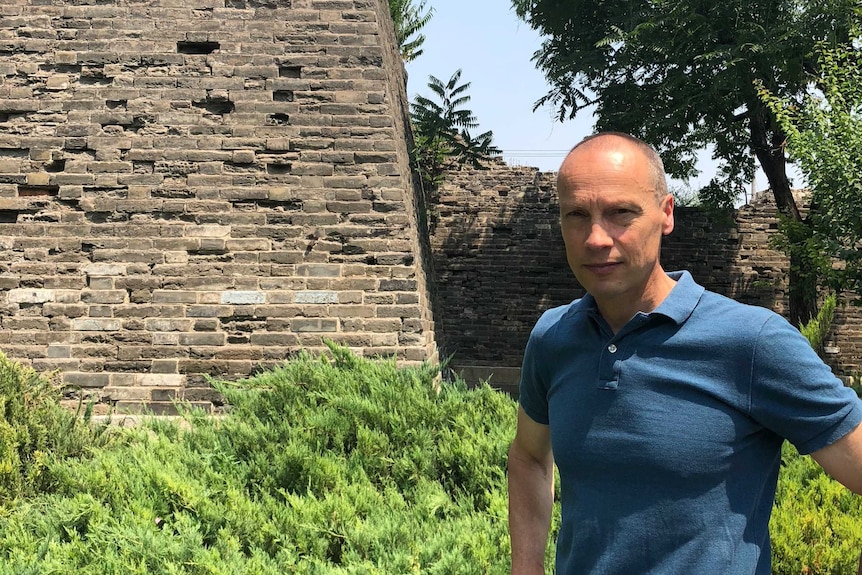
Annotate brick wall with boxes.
[0,0,436,413]
[431,166,862,394]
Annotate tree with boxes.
[389,0,434,63]
[760,37,862,303]
[511,0,860,323]
[410,70,501,189]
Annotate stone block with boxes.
[296,264,341,277]
[137,373,185,387]
[187,305,233,318]
[220,291,266,305]
[71,318,121,331]
[46,344,71,358]
[290,318,339,333]
[7,288,54,303]
[178,333,226,346]
[101,386,150,401]
[144,318,194,332]
[232,149,256,164]
[329,304,375,318]
[81,290,127,304]
[151,359,179,374]
[88,277,114,290]
[26,172,51,186]
[152,291,198,304]
[84,263,127,276]
[294,290,338,304]
[54,51,77,64]
[64,372,110,388]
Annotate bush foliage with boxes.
[0,345,517,574]
[0,345,858,573]
[0,352,108,505]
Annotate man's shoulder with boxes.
[696,288,780,323]
[531,298,592,339]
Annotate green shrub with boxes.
[771,442,862,574]
[0,345,519,573]
[0,352,108,505]
[0,346,858,574]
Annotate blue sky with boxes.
[403,0,592,174]
[402,0,779,201]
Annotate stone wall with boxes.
[0,1,857,409]
[431,165,862,394]
[0,0,436,413]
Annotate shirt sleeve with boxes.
[518,319,551,425]
[749,314,862,454]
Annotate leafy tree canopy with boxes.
[761,36,862,300]
[511,0,859,212]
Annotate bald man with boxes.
[508,133,862,575]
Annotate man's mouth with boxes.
[584,262,622,274]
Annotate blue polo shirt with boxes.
[519,271,862,575]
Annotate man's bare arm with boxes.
[508,406,555,575]
[810,421,862,494]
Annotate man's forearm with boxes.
[508,445,554,575]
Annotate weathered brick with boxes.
[71,318,121,331]
[101,386,151,401]
[294,290,338,304]
[296,264,341,277]
[220,291,266,305]
[178,333,226,346]
[81,290,127,304]
[7,288,54,303]
[137,374,185,387]
[290,318,339,332]
[144,318,194,332]
[64,372,110,388]
[152,291,198,304]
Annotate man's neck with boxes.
[596,272,678,334]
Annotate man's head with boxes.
[557,132,675,319]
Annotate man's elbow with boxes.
[810,423,862,495]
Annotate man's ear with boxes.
[661,194,674,236]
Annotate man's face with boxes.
[557,142,674,305]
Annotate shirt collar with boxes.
[573,270,704,327]
[650,270,704,325]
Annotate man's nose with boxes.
[585,221,613,249]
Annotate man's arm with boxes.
[508,406,554,575]
[810,421,862,494]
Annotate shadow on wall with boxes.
[429,167,580,394]
[662,205,785,312]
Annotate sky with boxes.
[404,0,590,174]
[402,0,776,200]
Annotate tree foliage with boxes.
[410,70,501,189]
[760,37,862,301]
[388,0,434,62]
[510,0,859,323]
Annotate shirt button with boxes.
[608,344,617,353]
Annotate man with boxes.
[508,132,862,574]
